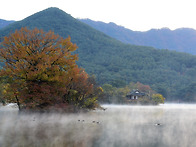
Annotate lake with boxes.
[0,104,196,147]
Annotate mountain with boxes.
[0,19,14,29]
[79,19,196,55]
[0,7,196,101]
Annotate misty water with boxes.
[0,104,196,147]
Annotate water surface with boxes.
[0,104,196,147]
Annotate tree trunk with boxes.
[15,95,21,111]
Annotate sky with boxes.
[1,0,196,31]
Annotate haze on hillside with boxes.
[80,19,196,55]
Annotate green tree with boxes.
[151,94,165,105]
[101,84,115,103]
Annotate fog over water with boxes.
[0,104,196,147]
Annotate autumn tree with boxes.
[0,27,101,111]
[151,94,165,105]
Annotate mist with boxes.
[0,104,196,147]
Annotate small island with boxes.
[126,89,165,105]
[98,82,165,105]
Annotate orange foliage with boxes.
[0,27,78,83]
[0,28,100,111]
[135,82,151,93]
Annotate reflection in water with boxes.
[0,104,196,147]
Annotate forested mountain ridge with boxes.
[2,17,196,55]
[0,7,196,101]
[79,19,196,55]
[0,19,14,29]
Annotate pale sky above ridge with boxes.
[1,0,196,31]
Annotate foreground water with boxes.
[0,104,196,147]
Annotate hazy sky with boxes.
[1,0,196,31]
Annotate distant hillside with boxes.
[0,7,196,101]
[79,19,196,55]
[0,19,14,29]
